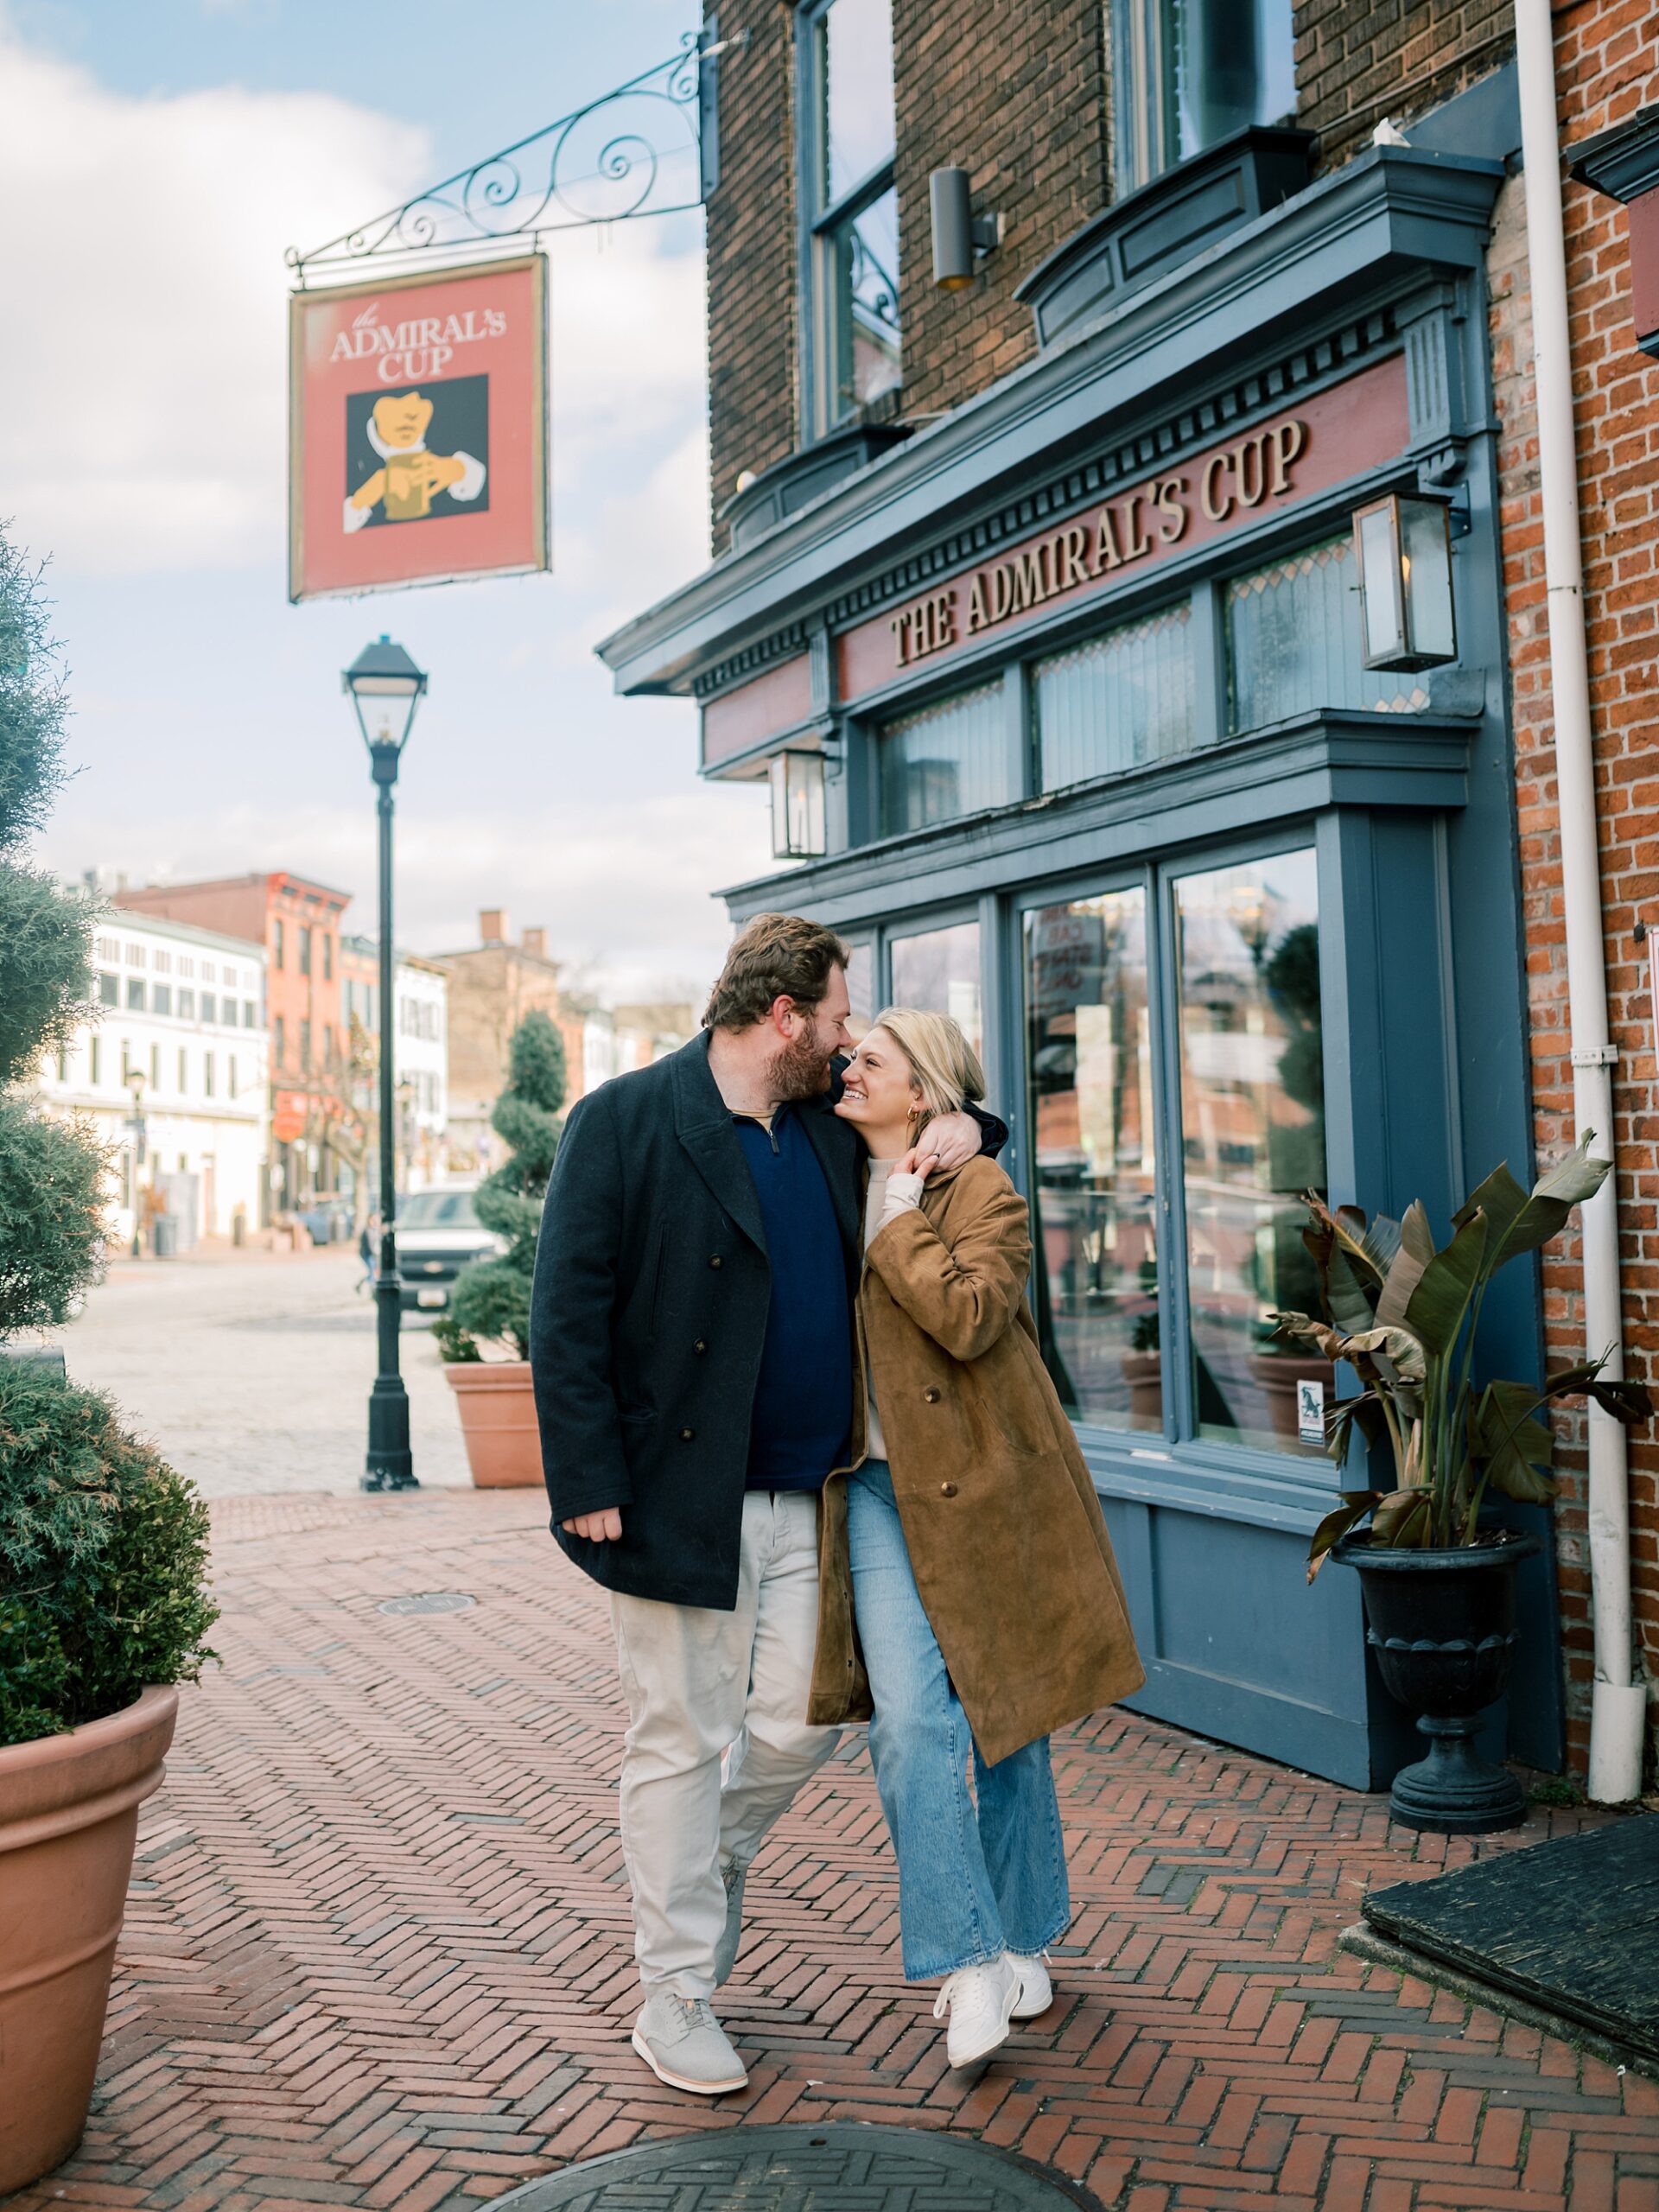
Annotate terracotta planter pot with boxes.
[1119,1348,1164,1425]
[0,1685,178,2194]
[446,1360,543,1488]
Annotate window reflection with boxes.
[889,920,982,1058]
[844,940,874,1042]
[1026,892,1160,1432]
[1174,851,1327,1458]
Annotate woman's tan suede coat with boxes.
[808,1154,1145,1765]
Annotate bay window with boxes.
[1113,0,1297,195]
[801,0,901,435]
[1024,843,1326,1460]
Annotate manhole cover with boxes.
[496,2123,1097,2211]
[377,1592,476,1617]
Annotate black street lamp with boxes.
[343,634,428,1493]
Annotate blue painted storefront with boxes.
[601,118,1560,1791]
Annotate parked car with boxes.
[394,1185,503,1313]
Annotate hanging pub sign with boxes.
[288,255,549,603]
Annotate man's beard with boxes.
[766,1027,835,1102]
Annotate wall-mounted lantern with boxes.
[1351,493,1458,672]
[769,750,826,859]
[930,168,1002,290]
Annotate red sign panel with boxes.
[836,353,1410,702]
[289,256,548,603]
[701,655,814,772]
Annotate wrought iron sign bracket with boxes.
[286,26,744,285]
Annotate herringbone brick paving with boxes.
[9,1490,1657,2212]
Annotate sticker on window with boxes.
[1297,1379,1326,1445]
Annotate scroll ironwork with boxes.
[288,35,725,283]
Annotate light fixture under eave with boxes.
[769,751,826,859]
[1352,493,1459,672]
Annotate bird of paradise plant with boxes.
[1271,1135,1652,1580]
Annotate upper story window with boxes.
[1113,0,1297,195]
[803,0,901,436]
[273,918,284,970]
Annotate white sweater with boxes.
[861,1161,925,1461]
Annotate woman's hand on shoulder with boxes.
[893,1145,937,1179]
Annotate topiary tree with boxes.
[0,524,218,1745]
[0,1363,217,1745]
[0,536,106,1330]
[435,1008,565,1363]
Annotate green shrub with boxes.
[0,524,215,1747]
[0,1362,218,1745]
[445,1010,565,1361]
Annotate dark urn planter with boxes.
[1332,1529,1541,1834]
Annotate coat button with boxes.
[923,1387,941,1403]
[709,1255,723,1269]
[694,1339,707,1354]
[679,1427,696,1441]
[940,1482,958,1497]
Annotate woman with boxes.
[815,1007,1143,2068]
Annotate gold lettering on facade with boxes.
[1270,419,1307,494]
[1235,432,1268,509]
[881,414,1310,671]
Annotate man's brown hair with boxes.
[703,912,850,1032]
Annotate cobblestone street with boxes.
[10,1487,1656,2212]
[59,1249,470,1497]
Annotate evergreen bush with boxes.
[0,524,218,1745]
[0,1363,216,1746]
[435,1009,565,1363]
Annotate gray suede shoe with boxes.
[631,1992,748,2096]
[714,1859,748,1986]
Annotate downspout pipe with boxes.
[1514,0,1647,1802]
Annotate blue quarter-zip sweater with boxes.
[731,1103,854,1491]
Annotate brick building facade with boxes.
[608,3,1659,1791]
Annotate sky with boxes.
[5,0,777,1004]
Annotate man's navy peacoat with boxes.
[530,1030,865,1611]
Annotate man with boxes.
[530,913,995,2097]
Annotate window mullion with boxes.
[1151,861,1194,1446]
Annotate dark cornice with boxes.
[1568,105,1659,206]
[596,148,1503,701]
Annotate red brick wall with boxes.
[1488,5,1659,1780]
[705,0,800,545]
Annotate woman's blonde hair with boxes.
[869,1007,987,1128]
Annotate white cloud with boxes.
[0,25,709,581]
[52,779,776,1001]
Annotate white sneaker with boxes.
[631,1992,748,2096]
[1008,1951,1053,2019]
[931,1953,1020,2067]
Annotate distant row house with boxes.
[35,911,270,1250]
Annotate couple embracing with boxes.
[530,913,1142,2095]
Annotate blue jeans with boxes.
[847,1459,1070,1980]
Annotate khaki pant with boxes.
[610,1488,840,1998]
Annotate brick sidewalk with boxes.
[11,1490,1658,2212]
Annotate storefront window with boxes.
[1026,891,1160,1432]
[879,681,1007,836]
[1173,850,1325,1459]
[1227,536,1432,731]
[1114,0,1296,195]
[1035,603,1195,791]
[889,918,982,1057]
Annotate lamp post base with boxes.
[363,1275,418,1492]
[364,1373,417,1491]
